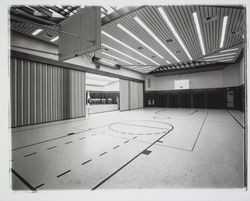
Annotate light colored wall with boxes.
[238,54,245,85]
[222,62,240,87]
[86,80,119,91]
[146,58,245,91]
[146,70,224,91]
[11,31,145,81]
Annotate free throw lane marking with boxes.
[57,170,71,178]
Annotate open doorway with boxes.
[86,73,120,115]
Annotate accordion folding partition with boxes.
[120,79,143,111]
[10,57,86,127]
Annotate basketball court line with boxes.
[47,146,57,150]
[99,151,108,156]
[11,109,208,189]
[191,111,208,151]
[12,111,203,189]
[57,170,71,178]
[12,131,150,189]
[11,169,36,191]
[115,122,171,130]
[11,125,107,151]
[108,120,173,136]
[12,122,174,190]
[107,133,191,152]
[91,125,174,190]
[12,129,107,162]
[106,111,208,152]
[155,108,199,116]
[227,110,244,128]
[81,159,92,166]
[23,152,37,157]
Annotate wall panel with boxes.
[16,59,23,126]
[138,82,144,108]
[128,81,144,110]
[42,64,47,123]
[119,79,129,111]
[10,57,86,127]
[10,58,16,126]
[129,81,135,110]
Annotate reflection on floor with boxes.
[88,104,118,114]
[11,108,245,190]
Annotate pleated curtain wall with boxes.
[119,79,143,111]
[10,57,86,128]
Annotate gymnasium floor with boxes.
[11,108,245,190]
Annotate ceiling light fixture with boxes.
[102,31,159,65]
[32,29,43,35]
[205,52,237,59]
[158,7,193,60]
[220,16,228,48]
[192,12,206,55]
[220,48,239,53]
[51,36,59,42]
[218,59,234,62]
[166,60,171,64]
[129,66,155,70]
[134,16,180,63]
[102,52,132,65]
[117,23,164,59]
[102,43,146,65]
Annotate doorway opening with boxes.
[86,73,120,115]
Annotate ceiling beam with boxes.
[31,6,53,17]
[17,6,34,15]
[150,63,230,76]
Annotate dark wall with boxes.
[87,91,119,104]
[145,85,245,111]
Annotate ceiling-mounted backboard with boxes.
[59,6,101,61]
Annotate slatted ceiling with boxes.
[102,26,160,65]
[205,7,210,49]
[200,6,215,53]
[118,16,173,63]
[226,9,244,47]
[99,43,145,66]
[165,6,198,59]
[122,21,174,65]
[184,6,202,57]
[226,8,235,47]
[132,7,180,61]
[101,6,189,65]
[147,6,183,60]
[140,6,188,61]
[213,7,219,52]
[103,21,165,65]
[11,6,245,74]
[100,53,131,66]
[100,33,156,65]
[198,6,209,53]
[181,6,201,58]
[197,43,243,63]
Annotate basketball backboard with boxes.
[59,6,101,61]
